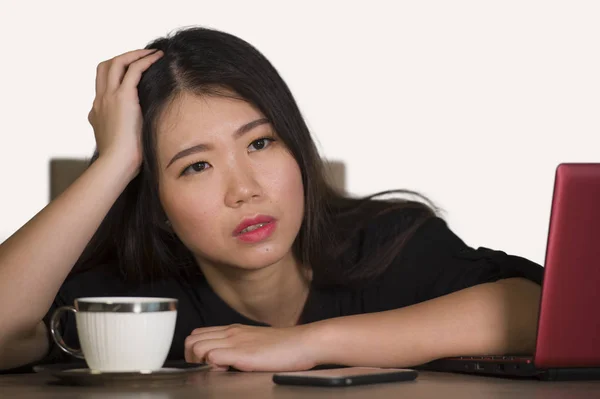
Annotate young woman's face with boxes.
[155,92,305,271]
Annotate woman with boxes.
[0,27,542,372]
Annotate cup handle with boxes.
[49,305,85,359]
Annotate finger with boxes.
[105,49,161,92]
[95,61,110,95]
[188,339,231,364]
[95,49,155,95]
[119,50,164,90]
[205,348,244,370]
[184,330,229,354]
[190,325,233,335]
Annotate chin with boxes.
[190,237,297,272]
[231,245,291,270]
[236,254,288,271]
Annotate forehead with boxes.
[156,92,264,150]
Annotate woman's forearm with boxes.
[307,278,541,368]
[0,155,138,341]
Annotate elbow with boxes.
[0,322,49,371]
[494,278,541,355]
[439,278,541,357]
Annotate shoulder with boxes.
[347,205,543,289]
[321,204,434,285]
[319,204,544,311]
[372,213,544,300]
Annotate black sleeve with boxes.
[374,215,544,305]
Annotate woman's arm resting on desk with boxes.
[184,277,541,371]
[311,277,541,368]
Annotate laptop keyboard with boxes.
[452,356,533,364]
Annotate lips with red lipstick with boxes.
[233,215,277,243]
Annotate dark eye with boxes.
[248,137,275,152]
[181,161,211,176]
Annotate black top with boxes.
[24,211,545,370]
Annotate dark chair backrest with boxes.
[50,158,345,201]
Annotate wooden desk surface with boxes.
[2,370,600,398]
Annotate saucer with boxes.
[34,360,212,386]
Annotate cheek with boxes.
[159,179,221,238]
[286,165,304,205]
[265,156,304,212]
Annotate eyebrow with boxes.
[166,117,270,169]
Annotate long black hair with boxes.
[73,27,437,287]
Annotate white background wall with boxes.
[1,0,599,266]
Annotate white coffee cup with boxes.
[50,297,178,372]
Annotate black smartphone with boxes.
[272,367,418,387]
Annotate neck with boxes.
[196,252,311,328]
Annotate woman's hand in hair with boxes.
[87,48,164,175]
[184,323,321,372]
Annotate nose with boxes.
[223,164,263,207]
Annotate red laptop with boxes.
[422,163,600,380]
